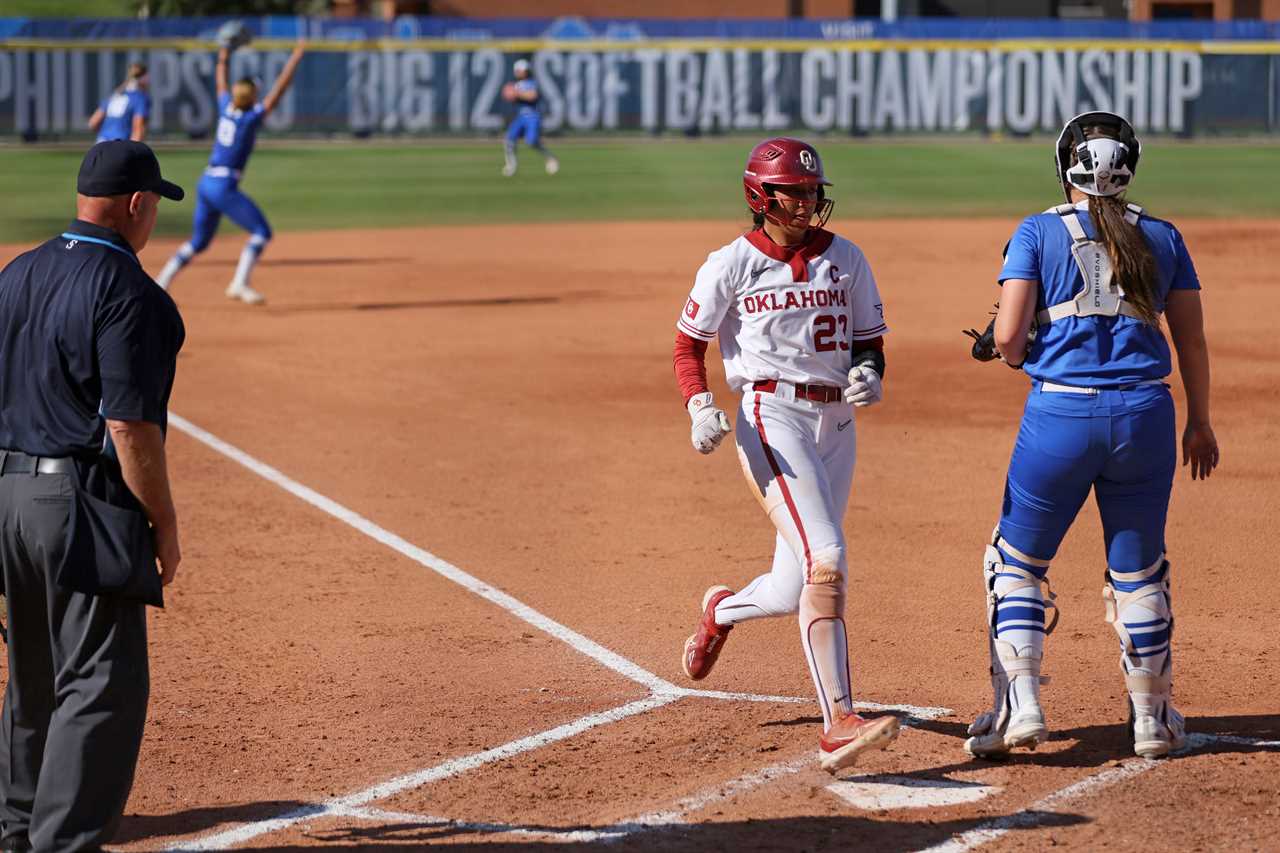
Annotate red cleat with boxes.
[681,585,735,680]
[819,711,901,773]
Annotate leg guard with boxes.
[799,557,853,731]
[1104,555,1185,758]
[965,530,1057,758]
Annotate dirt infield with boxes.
[2,217,1278,850]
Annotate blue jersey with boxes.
[513,79,540,114]
[999,202,1200,387]
[208,93,266,172]
[96,87,150,142]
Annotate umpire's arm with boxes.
[97,281,185,588]
[108,420,180,585]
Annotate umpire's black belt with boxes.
[0,450,77,476]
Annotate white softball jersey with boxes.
[676,229,888,391]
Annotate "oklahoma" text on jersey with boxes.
[742,288,849,315]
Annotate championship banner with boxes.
[0,39,1275,138]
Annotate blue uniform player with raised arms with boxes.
[501,59,558,178]
[156,39,305,305]
[962,112,1219,761]
[88,62,150,143]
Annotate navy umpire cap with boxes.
[77,140,184,201]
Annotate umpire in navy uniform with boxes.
[0,141,185,852]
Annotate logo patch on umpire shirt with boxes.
[685,298,700,320]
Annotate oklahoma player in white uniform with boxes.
[674,138,897,773]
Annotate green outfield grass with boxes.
[0,0,133,15]
[2,139,1278,244]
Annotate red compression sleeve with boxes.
[673,331,710,406]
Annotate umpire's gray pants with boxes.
[0,470,149,853]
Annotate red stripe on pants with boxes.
[753,392,814,580]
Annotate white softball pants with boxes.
[715,389,859,727]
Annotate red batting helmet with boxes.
[743,137,834,228]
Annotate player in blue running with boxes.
[500,59,558,178]
[962,112,1218,762]
[88,62,150,143]
[156,40,305,305]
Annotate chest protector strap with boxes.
[1036,203,1145,326]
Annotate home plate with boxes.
[827,775,1000,810]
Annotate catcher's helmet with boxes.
[1055,111,1140,201]
[743,137,833,228]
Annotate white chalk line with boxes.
[912,731,1280,853]
[166,412,952,850]
[600,753,814,840]
[165,695,674,851]
[331,806,622,844]
[1186,732,1280,749]
[310,754,818,845]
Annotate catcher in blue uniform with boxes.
[963,111,1219,761]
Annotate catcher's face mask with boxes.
[1054,111,1141,200]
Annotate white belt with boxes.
[204,166,242,179]
[1039,379,1164,396]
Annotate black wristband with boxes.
[851,347,886,380]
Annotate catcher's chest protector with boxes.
[1037,203,1145,326]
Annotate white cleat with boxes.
[545,157,560,175]
[226,283,266,305]
[501,163,517,177]
[964,706,1049,758]
[1133,706,1187,759]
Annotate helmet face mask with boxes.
[1055,111,1141,200]
[744,137,834,230]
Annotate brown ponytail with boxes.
[1073,126,1161,326]
[1086,195,1160,326]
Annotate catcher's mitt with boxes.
[964,303,1035,369]
[963,304,1002,363]
[216,20,252,51]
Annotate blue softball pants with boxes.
[505,112,542,146]
[998,382,1176,576]
[188,174,272,252]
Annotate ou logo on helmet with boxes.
[799,149,817,172]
